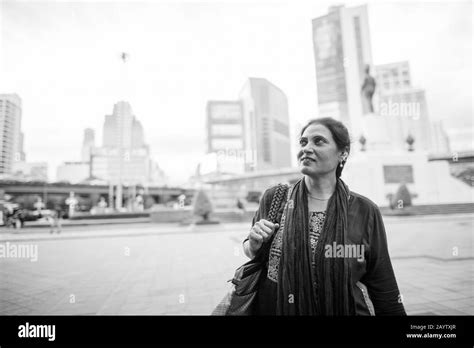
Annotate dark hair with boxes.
[300,117,351,178]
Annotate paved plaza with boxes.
[0,214,472,315]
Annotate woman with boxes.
[242,117,406,315]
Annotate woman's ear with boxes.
[340,147,349,161]
[339,151,347,162]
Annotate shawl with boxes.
[276,177,355,315]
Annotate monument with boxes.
[361,64,376,114]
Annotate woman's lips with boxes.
[300,157,316,165]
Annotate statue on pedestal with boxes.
[361,64,376,114]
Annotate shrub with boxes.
[391,184,412,209]
[193,190,213,221]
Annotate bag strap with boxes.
[254,183,289,261]
[266,183,289,224]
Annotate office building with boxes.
[312,4,373,138]
[0,94,22,174]
[239,78,292,171]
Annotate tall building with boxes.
[0,94,22,175]
[206,101,245,174]
[376,61,411,93]
[239,78,292,171]
[57,102,166,188]
[92,101,156,186]
[375,61,434,152]
[81,128,95,162]
[312,4,373,138]
[207,101,244,153]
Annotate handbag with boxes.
[211,183,289,315]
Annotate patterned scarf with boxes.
[276,177,355,315]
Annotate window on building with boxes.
[211,124,243,136]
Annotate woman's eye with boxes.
[314,138,324,145]
[299,139,307,146]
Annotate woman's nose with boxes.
[302,144,314,154]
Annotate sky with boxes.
[0,0,472,185]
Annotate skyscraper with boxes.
[206,101,244,154]
[312,4,373,138]
[239,78,292,171]
[206,100,245,174]
[0,94,22,175]
[92,101,155,187]
[81,128,95,162]
[375,61,434,152]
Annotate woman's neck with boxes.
[304,174,336,199]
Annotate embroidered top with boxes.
[267,211,326,283]
[309,211,326,268]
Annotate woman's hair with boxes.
[300,117,351,178]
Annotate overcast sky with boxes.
[0,0,472,185]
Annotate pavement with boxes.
[0,214,472,315]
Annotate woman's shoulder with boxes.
[349,191,381,214]
[262,183,289,197]
[259,183,289,208]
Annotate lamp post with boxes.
[115,52,130,211]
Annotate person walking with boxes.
[49,204,63,234]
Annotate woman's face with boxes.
[297,123,345,178]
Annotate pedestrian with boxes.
[242,117,406,315]
[49,205,62,234]
[236,198,245,216]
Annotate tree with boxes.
[193,190,213,221]
[390,183,412,209]
[144,195,156,210]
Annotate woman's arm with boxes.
[241,186,281,260]
[364,207,407,315]
[243,239,256,259]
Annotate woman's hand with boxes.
[248,219,280,256]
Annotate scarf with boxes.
[276,177,355,315]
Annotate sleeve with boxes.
[363,207,407,315]
[242,186,275,246]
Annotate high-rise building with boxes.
[206,101,245,174]
[17,132,26,161]
[92,101,156,186]
[239,78,292,171]
[0,94,22,175]
[312,4,373,138]
[57,102,166,188]
[375,61,434,152]
[376,61,411,93]
[81,128,95,162]
[103,101,147,149]
[206,101,244,154]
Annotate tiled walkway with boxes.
[0,214,472,315]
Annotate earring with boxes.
[339,161,344,168]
